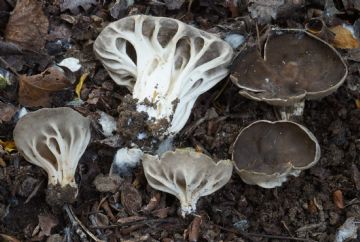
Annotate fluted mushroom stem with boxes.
[276,101,305,122]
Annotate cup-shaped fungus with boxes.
[142,149,233,216]
[232,120,320,188]
[94,15,233,134]
[13,107,91,206]
[230,28,347,118]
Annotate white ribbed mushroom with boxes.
[94,15,233,134]
[142,149,233,216]
[13,107,91,205]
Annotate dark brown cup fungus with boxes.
[230,28,347,119]
[232,120,320,188]
[13,107,91,206]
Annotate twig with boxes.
[296,223,324,233]
[64,204,88,242]
[281,220,295,237]
[214,224,317,242]
[90,217,182,229]
[255,23,261,52]
[25,179,44,204]
[64,204,104,242]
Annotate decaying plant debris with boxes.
[0,0,359,241]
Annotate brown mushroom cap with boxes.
[230,29,348,106]
[232,120,320,188]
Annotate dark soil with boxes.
[0,0,359,242]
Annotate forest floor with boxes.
[0,0,359,241]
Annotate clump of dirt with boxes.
[45,184,78,208]
[117,94,170,152]
[117,94,148,141]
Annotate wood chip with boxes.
[333,190,345,209]
[5,0,48,51]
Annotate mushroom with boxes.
[94,15,233,134]
[232,120,320,188]
[13,107,91,206]
[230,28,347,120]
[142,149,233,216]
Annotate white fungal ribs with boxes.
[94,15,233,134]
[13,107,91,188]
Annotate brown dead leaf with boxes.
[355,99,360,109]
[0,40,22,56]
[188,215,202,242]
[38,214,58,236]
[5,0,49,52]
[75,72,88,99]
[109,0,133,19]
[226,0,240,18]
[151,207,170,219]
[46,234,64,242]
[163,0,185,10]
[93,174,123,193]
[18,66,71,107]
[117,215,146,224]
[305,18,336,44]
[0,102,17,123]
[0,157,6,167]
[121,183,142,216]
[330,25,360,49]
[142,192,161,213]
[0,140,16,152]
[90,213,109,227]
[248,0,284,24]
[307,199,318,214]
[59,0,97,14]
[333,190,345,209]
[342,0,360,12]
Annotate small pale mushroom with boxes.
[142,149,233,216]
[13,107,91,206]
[232,120,320,188]
[230,28,347,120]
[94,15,233,134]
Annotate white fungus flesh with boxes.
[94,15,233,134]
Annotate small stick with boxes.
[188,215,202,242]
[25,179,44,204]
[281,220,295,237]
[90,218,181,229]
[214,224,317,242]
[64,204,105,242]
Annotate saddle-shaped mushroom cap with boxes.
[94,15,233,134]
[142,149,233,216]
[232,120,320,188]
[230,29,347,106]
[13,107,91,205]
